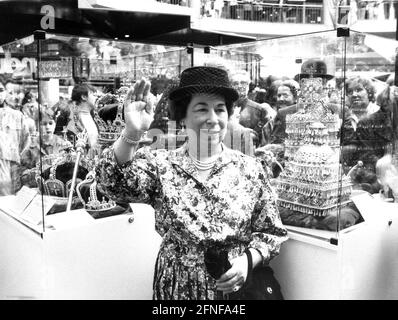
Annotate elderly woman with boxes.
[345,75,379,124]
[262,79,300,146]
[342,76,392,173]
[95,66,288,300]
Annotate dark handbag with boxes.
[232,249,284,300]
[204,247,232,280]
[204,247,283,300]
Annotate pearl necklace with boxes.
[188,153,217,171]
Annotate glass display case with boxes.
[204,29,398,299]
[0,32,191,229]
[204,29,398,233]
[0,32,186,299]
[1,27,398,299]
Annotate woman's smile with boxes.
[184,94,228,137]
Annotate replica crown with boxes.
[35,131,92,198]
[94,93,125,147]
[76,171,117,214]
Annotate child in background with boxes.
[20,108,71,188]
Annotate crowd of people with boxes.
[194,0,398,24]
[353,0,396,20]
[1,60,398,198]
[158,0,397,23]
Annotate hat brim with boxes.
[296,73,334,80]
[168,85,239,102]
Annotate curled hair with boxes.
[71,84,96,104]
[265,78,293,106]
[278,79,300,101]
[345,76,376,103]
[169,93,235,123]
[376,74,396,112]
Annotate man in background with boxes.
[0,76,30,195]
[232,69,276,147]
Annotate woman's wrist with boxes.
[121,129,144,142]
[114,130,140,165]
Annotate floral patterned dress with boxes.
[96,143,288,300]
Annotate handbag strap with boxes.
[244,248,254,284]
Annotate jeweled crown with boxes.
[35,132,93,198]
[94,93,126,147]
[76,171,116,213]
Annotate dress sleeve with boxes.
[95,145,161,205]
[249,160,288,265]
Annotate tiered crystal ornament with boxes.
[284,78,340,160]
[276,78,352,217]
